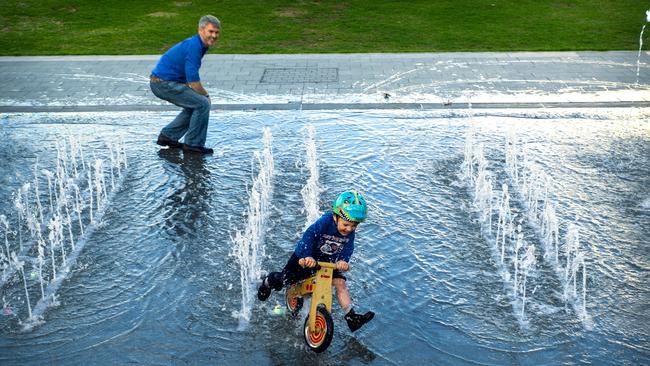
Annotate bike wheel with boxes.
[303,305,334,353]
[285,287,303,316]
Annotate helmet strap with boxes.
[334,211,354,223]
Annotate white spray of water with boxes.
[540,201,560,264]
[36,237,45,300]
[48,215,65,280]
[33,159,44,226]
[636,25,647,85]
[11,252,32,319]
[495,184,514,265]
[72,183,84,236]
[43,170,54,214]
[300,125,322,229]
[472,149,493,233]
[94,159,106,212]
[13,185,27,253]
[636,10,650,85]
[26,138,128,328]
[460,127,476,182]
[519,245,536,318]
[504,131,591,328]
[562,223,590,325]
[1,136,91,287]
[232,128,274,327]
[0,135,127,327]
[460,126,536,327]
[88,167,95,223]
[1,216,9,268]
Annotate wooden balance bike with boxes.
[284,261,338,353]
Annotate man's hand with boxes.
[188,81,209,97]
[335,260,349,272]
[299,257,316,268]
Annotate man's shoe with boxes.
[156,134,183,148]
[344,308,375,332]
[182,144,214,154]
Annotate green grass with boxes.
[0,0,647,55]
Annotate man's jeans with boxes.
[150,80,210,147]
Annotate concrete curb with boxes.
[1,101,649,113]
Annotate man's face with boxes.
[199,23,220,47]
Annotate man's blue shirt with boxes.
[152,34,208,83]
[294,211,355,263]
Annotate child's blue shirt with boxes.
[294,211,355,263]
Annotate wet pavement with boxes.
[0,51,649,112]
[1,52,649,366]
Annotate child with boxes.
[257,190,375,332]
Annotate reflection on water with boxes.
[0,109,648,365]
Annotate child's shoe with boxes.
[257,278,271,301]
[345,308,375,332]
[257,273,283,301]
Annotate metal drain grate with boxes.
[260,67,339,83]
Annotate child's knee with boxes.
[266,272,284,290]
[333,278,347,288]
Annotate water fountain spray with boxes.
[0,224,11,290]
[36,237,45,300]
[519,245,536,318]
[0,136,128,328]
[232,128,275,326]
[94,159,106,212]
[504,130,590,327]
[47,215,62,279]
[540,202,560,263]
[43,170,54,214]
[496,184,514,264]
[635,10,650,85]
[87,168,94,223]
[300,125,322,228]
[473,157,493,233]
[11,252,32,320]
[460,126,536,326]
[13,185,27,253]
[27,139,128,328]
[72,183,84,236]
[33,159,44,226]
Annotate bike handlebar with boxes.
[315,261,338,270]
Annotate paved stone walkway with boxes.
[0,51,649,112]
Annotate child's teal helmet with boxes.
[332,190,367,222]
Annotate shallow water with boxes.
[0,109,649,365]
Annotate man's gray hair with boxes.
[199,15,221,29]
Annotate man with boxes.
[150,15,221,154]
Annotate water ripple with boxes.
[0,109,648,365]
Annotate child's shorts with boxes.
[280,254,346,286]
